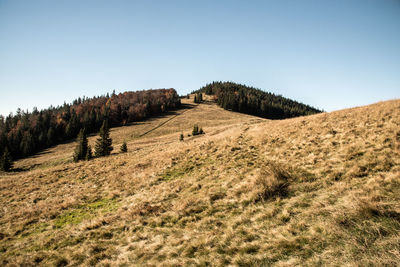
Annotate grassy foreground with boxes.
[0,97,399,266]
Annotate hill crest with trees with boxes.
[0,89,181,163]
[196,81,322,119]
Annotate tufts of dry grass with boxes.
[254,163,292,202]
[0,98,399,266]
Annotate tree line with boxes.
[0,89,181,169]
[196,81,321,119]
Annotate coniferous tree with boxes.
[192,124,199,136]
[73,128,88,162]
[120,141,127,153]
[0,147,13,172]
[85,145,93,160]
[199,127,204,134]
[95,120,113,157]
[180,133,184,141]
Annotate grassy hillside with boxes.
[0,97,399,266]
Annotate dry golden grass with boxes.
[0,97,399,266]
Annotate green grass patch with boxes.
[54,198,119,228]
[159,160,201,181]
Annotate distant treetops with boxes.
[196,81,321,119]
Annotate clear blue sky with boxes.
[0,0,399,115]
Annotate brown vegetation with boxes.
[0,97,399,266]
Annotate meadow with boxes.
[0,96,399,266]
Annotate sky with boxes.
[0,0,399,115]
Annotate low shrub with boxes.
[254,163,292,202]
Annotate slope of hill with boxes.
[0,89,181,161]
[196,81,322,119]
[0,97,399,266]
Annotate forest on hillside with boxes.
[0,89,181,161]
[197,82,321,119]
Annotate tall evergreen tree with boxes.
[85,145,93,160]
[0,147,13,172]
[95,120,113,157]
[73,128,89,162]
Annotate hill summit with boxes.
[196,81,321,119]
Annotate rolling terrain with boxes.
[0,96,399,266]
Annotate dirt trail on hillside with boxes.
[138,106,195,137]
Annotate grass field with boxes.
[0,96,399,266]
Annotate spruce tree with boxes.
[85,145,93,160]
[0,148,13,172]
[120,141,127,153]
[95,120,113,157]
[73,128,88,162]
[192,124,199,136]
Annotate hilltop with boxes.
[196,81,321,119]
[0,97,399,266]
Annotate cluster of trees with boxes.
[73,120,116,162]
[192,124,204,136]
[194,93,203,103]
[0,89,181,170]
[196,82,321,119]
[178,124,205,141]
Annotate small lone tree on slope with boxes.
[95,120,113,157]
[120,141,128,153]
[0,148,13,172]
[73,128,89,162]
[192,124,199,136]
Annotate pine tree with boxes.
[192,124,199,136]
[120,141,127,153]
[95,120,113,157]
[73,128,88,162]
[0,147,13,172]
[85,145,93,160]
[180,133,184,141]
